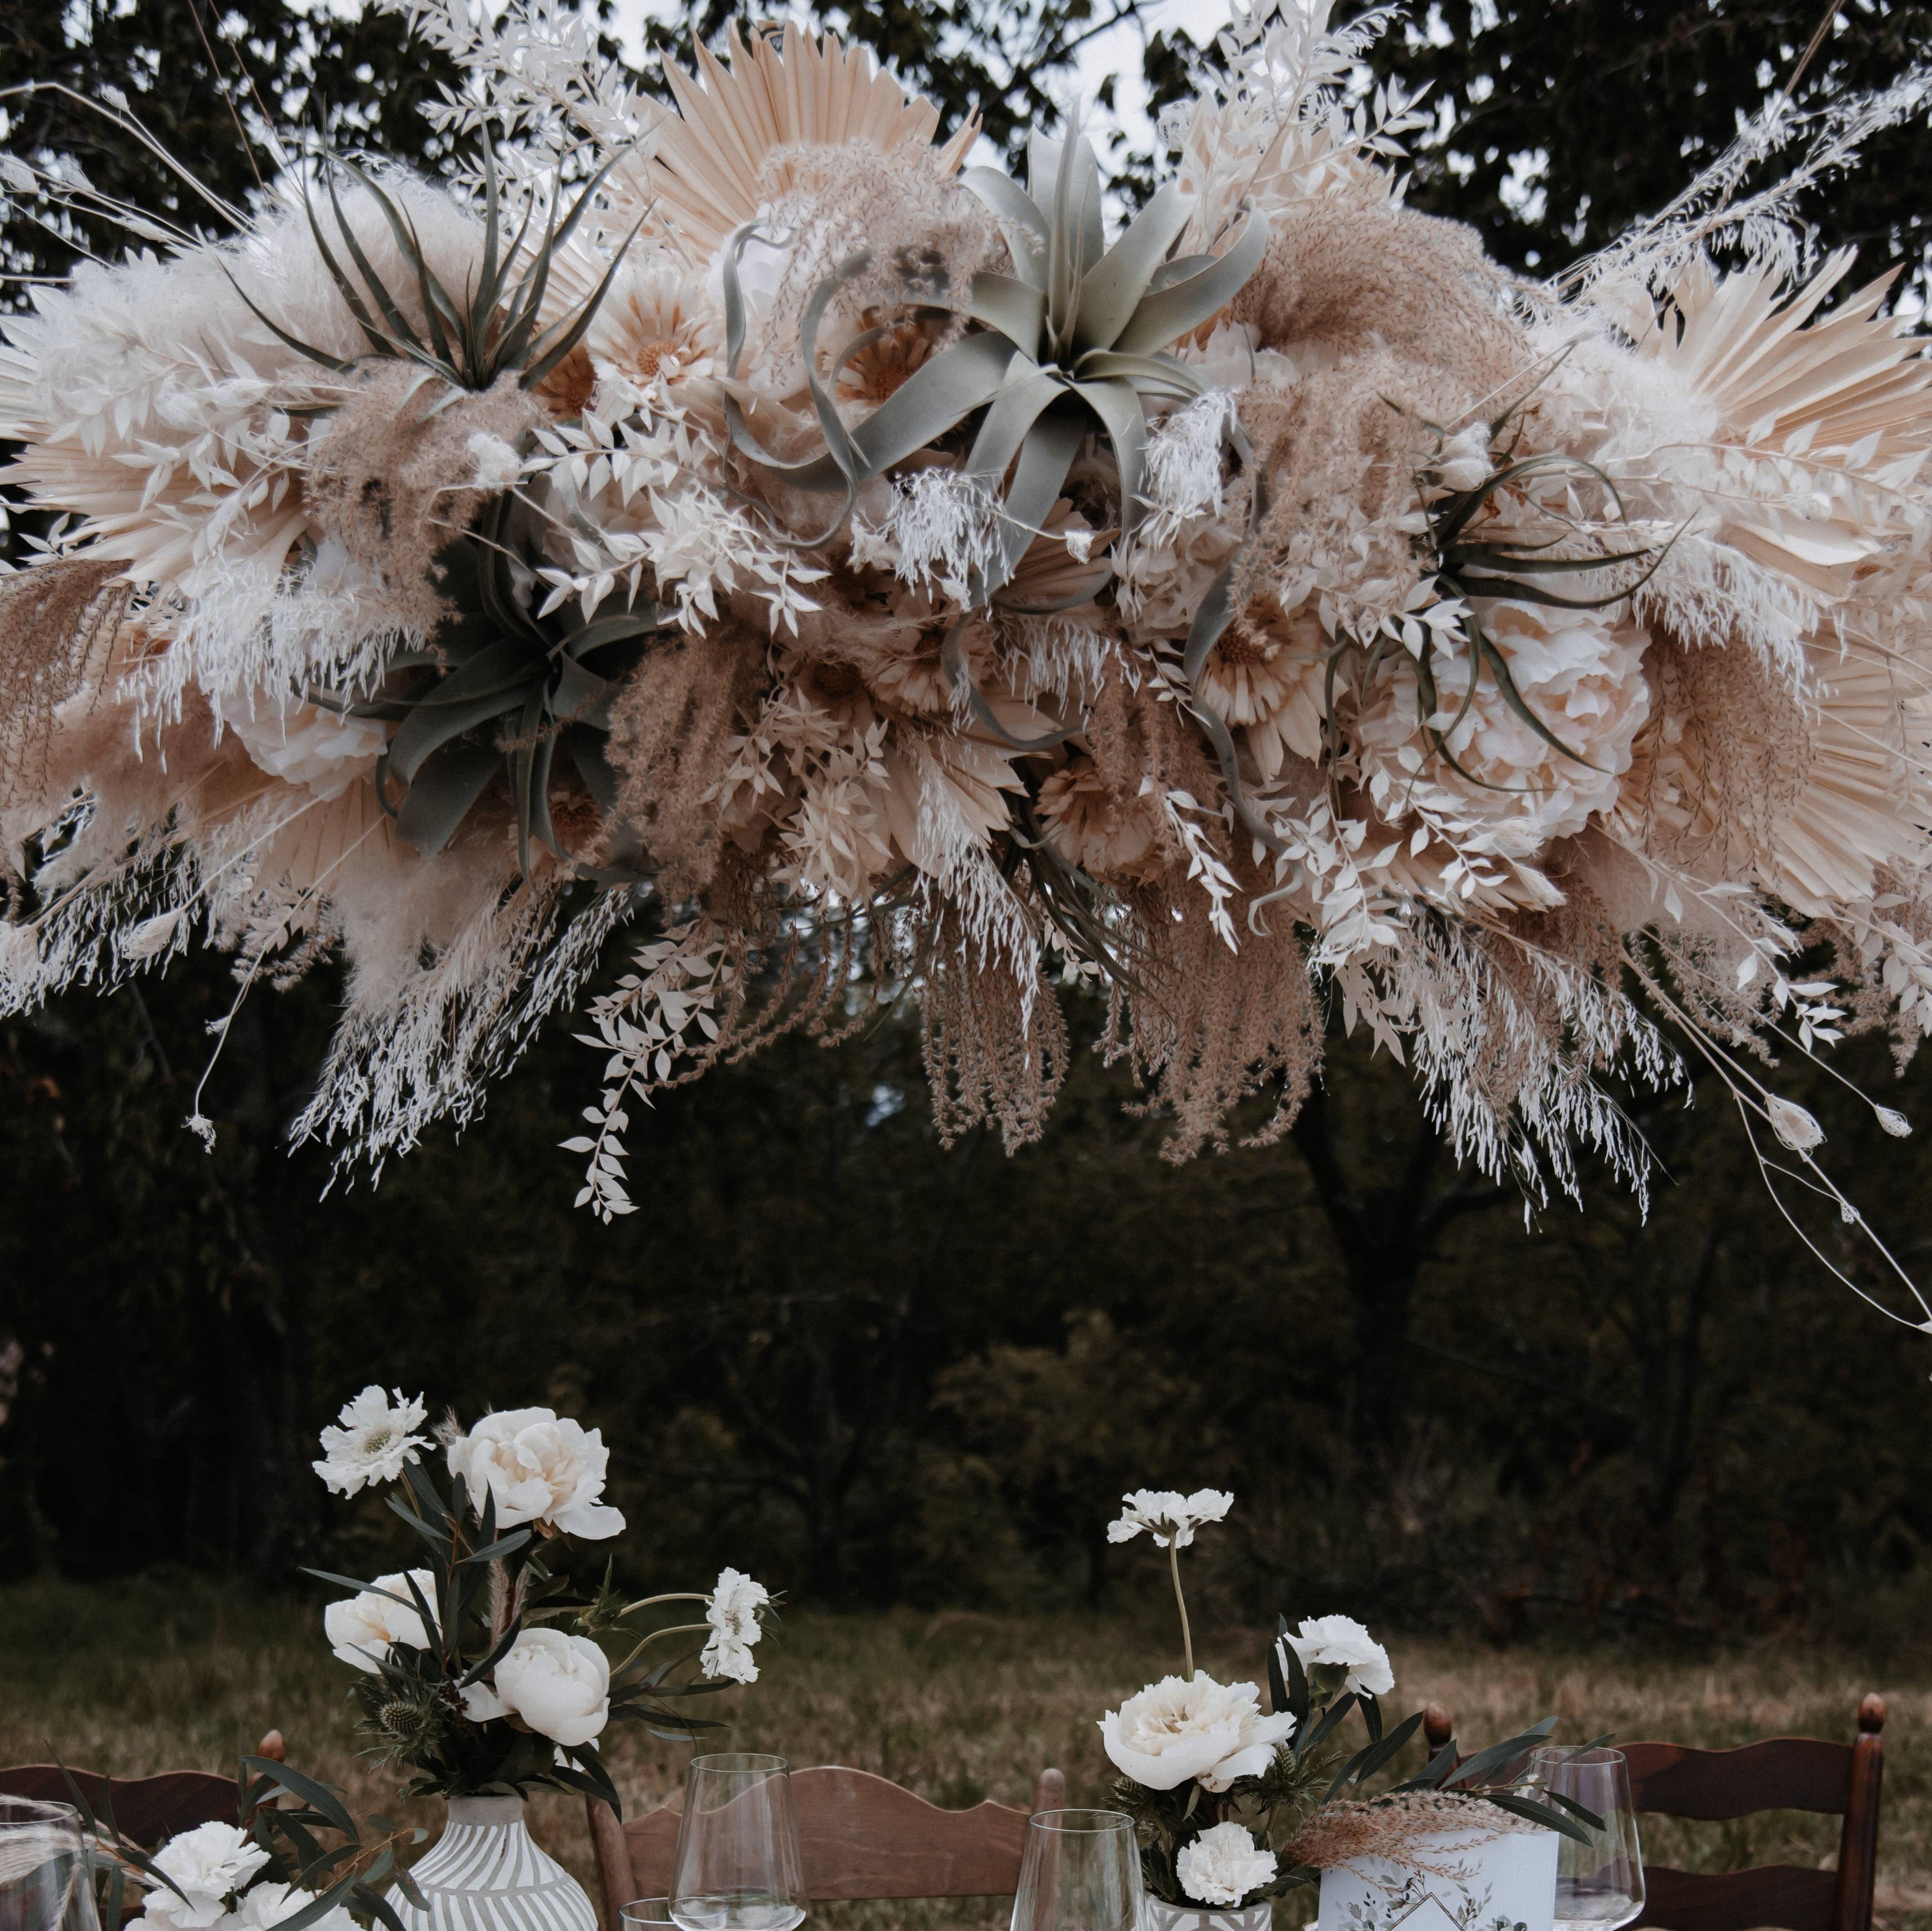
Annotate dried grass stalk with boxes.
[0,558,130,807]
[1283,1794,1543,1874]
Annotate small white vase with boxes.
[386,1795,599,1931]
[1143,1899,1273,1931]
[1315,1822,1558,1931]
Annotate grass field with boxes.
[2,1578,1924,1930]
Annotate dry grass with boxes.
[1,1580,1923,1931]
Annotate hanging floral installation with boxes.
[2,1,1931,1318]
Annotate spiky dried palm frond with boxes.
[639,24,979,264]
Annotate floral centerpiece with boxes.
[311,1386,770,1928]
[1099,1489,1594,1931]
[2,0,1931,1321]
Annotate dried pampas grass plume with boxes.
[0,557,129,806]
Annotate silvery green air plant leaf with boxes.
[719,133,1268,741]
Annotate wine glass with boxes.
[669,1754,808,1931]
[0,1797,103,1931]
[622,1900,676,1930]
[1010,1810,1142,1931]
[1530,1748,1646,1931]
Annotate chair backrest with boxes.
[1422,1698,1886,1931]
[0,1731,289,1850]
[586,1764,1067,1931]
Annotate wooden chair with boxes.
[1421,1696,1886,1931]
[585,1764,1068,1931]
[0,1728,291,1847]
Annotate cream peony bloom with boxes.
[141,1823,270,1929]
[311,1386,428,1497]
[1281,1614,1394,1697]
[702,1567,770,1684]
[1099,1672,1295,1792]
[446,1408,625,1539]
[1106,1488,1233,1550]
[1176,1822,1278,1908]
[492,1628,612,1747]
[324,1569,438,1673]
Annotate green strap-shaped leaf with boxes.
[1074,183,1195,354]
[965,363,1065,490]
[387,639,535,784]
[966,272,1047,356]
[986,405,1087,591]
[395,740,503,854]
[1112,202,1270,356]
[1069,375,1148,545]
[1074,349,1204,398]
[963,165,1049,254]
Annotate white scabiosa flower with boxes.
[1177,1822,1278,1908]
[1099,1672,1295,1792]
[1106,1488,1234,1549]
[1281,1614,1395,1697]
[312,1386,429,1496]
[701,1567,770,1683]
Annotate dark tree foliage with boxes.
[1352,0,1932,292]
[1,0,461,285]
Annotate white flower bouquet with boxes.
[1098,1490,1596,1913]
[308,1386,772,1805]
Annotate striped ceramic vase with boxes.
[386,1795,599,1931]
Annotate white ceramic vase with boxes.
[1143,1900,1273,1931]
[1315,1822,1558,1931]
[386,1795,600,1931]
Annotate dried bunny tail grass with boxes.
[1105,849,1324,1163]
[0,558,131,807]
[1283,1794,1545,1873]
[608,624,767,892]
[1230,200,1528,387]
[918,899,1068,1152]
[303,362,545,635]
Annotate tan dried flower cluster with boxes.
[3,1,1932,1301]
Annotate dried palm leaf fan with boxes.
[0,2,1929,1340]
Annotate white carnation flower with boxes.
[1099,1672,1295,1792]
[232,1883,357,1931]
[702,1567,770,1684]
[1177,1822,1278,1908]
[323,1569,438,1673]
[1282,1615,1395,1697]
[1106,1488,1233,1549]
[493,1627,612,1747]
[446,1408,625,1539]
[142,1823,270,1929]
[312,1386,428,1497]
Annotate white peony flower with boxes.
[1282,1615,1395,1697]
[1106,1488,1234,1549]
[324,1569,438,1673]
[142,1823,270,1929]
[1177,1823,1278,1908]
[227,701,389,804]
[493,1627,611,1746]
[231,1883,357,1931]
[1099,1672,1295,1792]
[1357,601,1651,854]
[459,1678,509,1723]
[312,1386,428,1497]
[701,1567,770,1683]
[446,1408,625,1539]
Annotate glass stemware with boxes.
[669,1754,808,1931]
[1010,1810,1143,1931]
[0,1797,103,1931]
[1530,1747,1646,1931]
[622,1901,677,1930]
